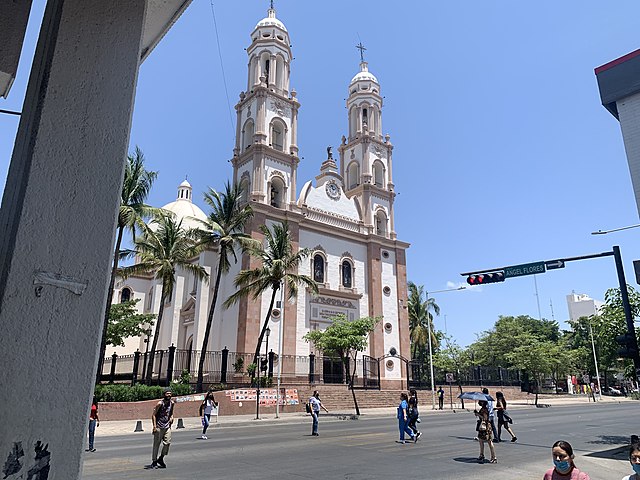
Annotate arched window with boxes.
[375,210,388,237]
[242,120,254,152]
[270,176,285,208]
[362,107,368,127]
[313,254,325,283]
[275,55,284,90]
[342,261,353,288]
[120,287,131,303]
[240,174,250,204]
[373,161,385,187]
[347,162,359,190]
[349,106,357,137]
[270,120,285,151]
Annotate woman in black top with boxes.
[407,388,421,439]
[495,391,517,442]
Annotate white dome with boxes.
[160,199,207,230]
[255,8,287,32]
[350,61,378,84]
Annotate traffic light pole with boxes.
[613,246,640,384]
[462,245,640,384]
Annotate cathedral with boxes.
[114,6,410,388]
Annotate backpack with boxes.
[305,402,312,414]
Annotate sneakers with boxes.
[395,440,406,444]
[511,437,517,442]
[489,458,498,464]
[200,435,208,440]
[473,436,478,441]
[415,431,422,441]
[157,457,166,469]
[477,455,485,464]
[89,448,96,452]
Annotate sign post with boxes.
[446,373,454,409]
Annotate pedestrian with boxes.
[407,388,421,439]
[543,440,590,479]
[437,386,445,410]
[148,388,174,469]
[308,390,328,436]
[482,387,499,441]
[85,396,99,452]
[199,389,218,440]
[474,400,496,463]
[495,391,517,443]
[396,392,416,444]
[623,441,640,480]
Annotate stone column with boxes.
[0,1,147,478]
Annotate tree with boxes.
[304,314,380,415]
[97,147,158,383]
[193,181,255,393]
[106,299,155,347]
[407,282,440,360]
[120,213,208,383]
[223,221,318,378]
[506,333,555,405]
[434,335,472,408]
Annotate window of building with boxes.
[120,287,131,303]
[342,261,352,288]
[347,162,359,190]
[270,176,285,208]
[242,120,254,152]
[313,254,325,283]
[362,108,368,127]
[271,122,284,151]
[376,211,387,237]
[373,161,384,187]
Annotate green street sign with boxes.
[503,261,546,278]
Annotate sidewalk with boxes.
[94,394,636,437]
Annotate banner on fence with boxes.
[225,388,300,406]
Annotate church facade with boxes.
[114,7,410,388]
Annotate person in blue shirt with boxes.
[396,392,416,444]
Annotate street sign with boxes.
[503,261,546,279]
[446,373,454,383]
[546,259,565,270]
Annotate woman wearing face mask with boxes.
[622,442,640,480]
[543,440,590,479]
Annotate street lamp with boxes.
[588,318,602,400]
[425,286,466,410]
[591,224,640,235]
[276,281,285,418]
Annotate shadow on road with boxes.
[585,435,629,445]
[585,445,628,460]
[453,457,485,464]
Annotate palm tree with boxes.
[193,181,255,393]
[407,282,440,360]
[121,213,209,384]
[97,147,158,383]
[223,221,318,377]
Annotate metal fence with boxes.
[408,360,522,389]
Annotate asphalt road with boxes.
[82,403,636,479]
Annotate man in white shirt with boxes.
[482,388,499,441]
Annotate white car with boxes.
[607,387,622,396]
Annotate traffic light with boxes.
[260,357,268,372]
[467,272,505,285]
[616,333,639,359]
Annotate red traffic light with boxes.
[467,272,505,285]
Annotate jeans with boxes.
[398,417,414,441]
[311,411,319,434]
[202,414,210,435]
[489,416,498,440]
[88,419,97,450]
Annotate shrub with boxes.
[94,382,193,402]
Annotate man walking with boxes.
[482,388,499,442]
[437,386,445,410]
[309,390,329,436]
[149,389,174,469]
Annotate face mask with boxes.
[632,463,640,474]
[554,460,571,473]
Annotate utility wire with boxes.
[209,1,235,139]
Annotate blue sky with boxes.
[3,1,640,347]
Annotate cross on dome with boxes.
[356,42,367,62]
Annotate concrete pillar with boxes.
[0,1,147,478]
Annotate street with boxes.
[81,402,636,479]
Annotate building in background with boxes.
[566,292,604,321]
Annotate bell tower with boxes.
[231,5,300,210]
[338,44,397,239]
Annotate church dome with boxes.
[160,180,207,230]
[255,8,287,32]
[350,61,378,85]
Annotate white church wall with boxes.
[381,250,401,379]
[111,277,152,356]
[303,184,360,220]
[212,248,242,352]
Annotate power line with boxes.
[209,1,235,139]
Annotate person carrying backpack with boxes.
[199,390,218,440]
[308,390,329,436]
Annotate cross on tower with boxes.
[356,42,367,62]
[270,0,274,9]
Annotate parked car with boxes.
[604,386,622,396]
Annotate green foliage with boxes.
[94,382,192,402]
[434,335,472,373]
[304,314,381,360]
[407,282,441,360]
[178,369,191,385]
[233,357,245,373]
[246,362,257,378]
[106,299,155,347]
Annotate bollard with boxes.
[134,420,144,432]
[176,418,185,429]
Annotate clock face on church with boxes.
[325,181,341,200]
